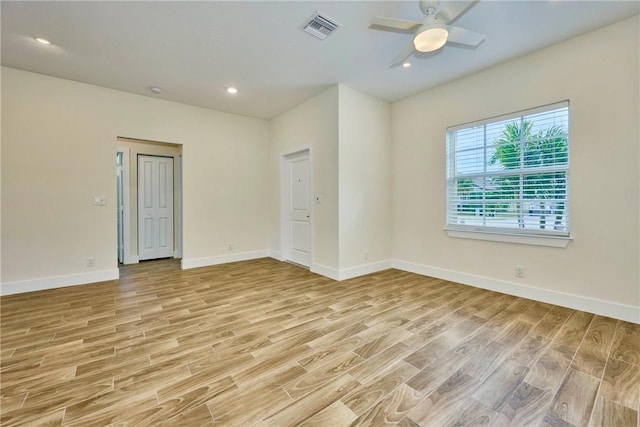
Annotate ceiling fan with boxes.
[369,0,485,67]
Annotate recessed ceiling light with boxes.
[35,37,51,45]
[226,87,238,95]
[402,62,412,68]
[150,86,162,95]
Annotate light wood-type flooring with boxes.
[1,258,639,426]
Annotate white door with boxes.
[138,155,174,260]
[286,153,310,267]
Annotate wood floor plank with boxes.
[472,360,530,410]
[342,361,419,416]
[588,396,638,427]
[507,334,550,368]
[525,347,573,394]
[533,306,574,339]
[405,328,498,398]
[61,387,159,425]
[299,336,365,372]
[449,398,506,426]
[348,342,413,384]
[263,374,361,426]
[157,404,214,427]
[546,368,600,427]
[406,370,481,426]
[350,383,423,427]
[611,321,640,365]
[251,330,323,363]
[599,358,640,409]
[232,344,314,387]
[497,381,554,426]
[283,351,364,400]
[0,258,636,426]
[206,380,293,425]
[0,393,27,412]
[549,324,589,359]
[298,400,358,427]
[571,315,618,378]
[121,379,234,427]
[0,407,65,427]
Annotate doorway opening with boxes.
[281,148,312,268]
[116,138,183,265]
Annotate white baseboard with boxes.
[181,250,269,270]
[123,255,139,265]
[338,260,393,281]
[311,263,340,281]
[1,269,120,296]
[392,259,639,324]
[269,250,282,261]
[310,260,392,281]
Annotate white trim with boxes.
[392,259,639,324]
[311,263,340,281]
[280,147,313,268]
[181,250,269,270]
[175,153,183,259]
[116,148,133,264]
[337,260,392,281]
[445,229,571,248]
[125,255,140,265]
[447,100,569,133]
[1,269,120,296]
[309,260,392,281]
[269,250,283,261]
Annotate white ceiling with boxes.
[2,1,638,120]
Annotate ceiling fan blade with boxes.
[438,0,478,24]
[369,16,421,31]
[447,25,485,47]
[390,40,416,68]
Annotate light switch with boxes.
[315,195,322,205]
[93,195,106,206]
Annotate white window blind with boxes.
[446,101,570,237]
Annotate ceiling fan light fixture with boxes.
[413,15,448,52]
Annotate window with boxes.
[446,101,569,243]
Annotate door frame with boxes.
[116,148,133,264]
[175,154,183,259]
[116,138,183,265]
[280,147,313,267]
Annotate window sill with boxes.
[445,228,572,248]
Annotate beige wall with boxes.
[338,85,391,270]
[1,67,269,285]
[268,84,392,276]
[2,16,638,320]
[391,16,639,311]
[269,86,340,271]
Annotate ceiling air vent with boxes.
[302,12,340,40]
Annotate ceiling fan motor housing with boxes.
[419,0,441,15]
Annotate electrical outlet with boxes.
[515,266,525,278]
[364,251,368,261]
[228,243,234,251]
[86,257,95,267]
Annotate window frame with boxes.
[445,101,571,248]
